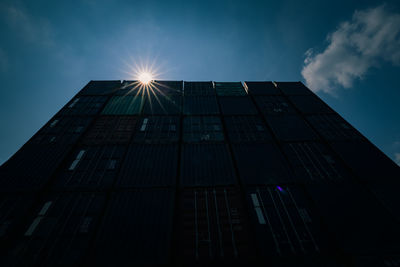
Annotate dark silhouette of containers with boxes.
[116,144,178,188]
[287,95,334,114]
[52,145,126,191]
[152,80,183,96]
[306,114,364,141]
[0,144,72,192]
[78,80,121,96]
[183,96,220,115]
[224,116,273,142]
[245,186,329,259]
[244,81,281,95]
[101,95,145,115]
[218,97,258,115]
[133,116,180,143]
[3,192,106,267]
[115,80,143,96]
[180,144,237,186]
[282,142,352,184]
[232,143,292,185]
[81,116,138,145]
[184,81,215,96]
[265,114,318,141]
[254,96,297,116]
[183,116,224,143]
[276,82,314,95]
[30,116,92,146]
[178,187,255,265]
[215,82,247,96]
[143,94,182,115]
[59,96,109,116]
[89,189,174,266]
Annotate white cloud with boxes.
[302,5,400,94]
[2,4,54,46]
[395,153,400,166]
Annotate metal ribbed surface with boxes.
[78,80,121,96]
[218,97,258,115]
[101,96,144,115]
[265,114,318,141]
[254,96,297,115]
[224,116,273,142]
[143,95,182,115]
[133,116,180,143]
[181,144,237,186]
[183,116,224,143]
[117,144,178,188]
[184,81,215,96]
[59,96,109,116]
[152,80,183,96]
[244,81,281,95]
[183,96,219,115]
[91,189,174,266]
[215,82,247,96]
[275,82,313,95]
[288,95,334,114]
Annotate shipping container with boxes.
[306,114,364,141]
[0,144,71,192]
[4,192,106,267]
[184,81,215,96]
[183,96,219,115]
[275,82,313,95]
[181,144,237,186]
[254,96,297,115]
[246,186,330,258]
[244,81,281,95]
[265,114,318,141]
[352,254,400,267]
[101,95,144,115]
[215,82,247,96]
[30,116,92,146]
[282,142,352,184]
[81,116,138,145]
[133,116,180,143]
[177,187,255,264]
[143,94,182,115]
[306,184,400,254]
[89,189,174,266]
[152,80,183,96]
[218,96,258,115]
[232,143,292,185]
[78,80,121,96]
[53,145,126,190]
[183,116,224,143]
[114,80,144,96]
[59,96,109,116]
[224,116,273,142]
[116,144,178,188]
[288,95,334,114]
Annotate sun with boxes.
[138,72,153,84]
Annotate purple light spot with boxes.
[276,186,283,192]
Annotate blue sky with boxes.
[0,0,399,165]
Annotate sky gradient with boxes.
[0,0,399,165]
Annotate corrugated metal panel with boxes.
[244,81,281,95]
[246,186,329,257]
[91,189,174,266]
[178,187,254,264]
[78,80,121,96]
[181,144,237,186]
[276,82,313,95]
[183,96,219,115]
[101,95,144,115]
[59,96,109,116]
[218,97,258,115]
[265,114,318,141]
[116,144,178,188]
[306,114,364,141]
[306,184,400,254]
[254,96,297,115]
[232,143,292,185]
[183,116,224,143]
[30,116,92,146]
[224,116,273,142]
[152,80,183,96]
[81,116,138,145]
[0,145,71,192]
[5,193,106,266]
[282,142,352,184]
[215,82,247,96]
[143,95,182,115]
[353,255,400,267]
[288,95,334,114]
[53,145,126,190]
[114,80,144,96]
[133,116,180,143]
[184,81,215,96]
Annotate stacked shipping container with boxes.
[0,80,399,266]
